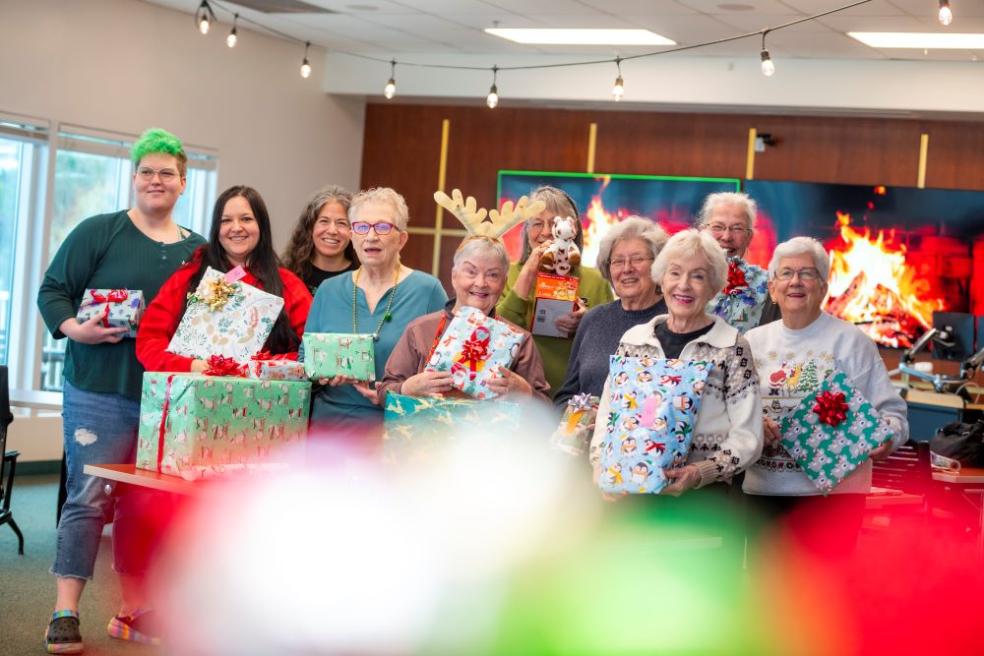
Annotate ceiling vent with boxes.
[226,0,336,14]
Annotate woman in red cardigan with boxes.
[137,185,312,371]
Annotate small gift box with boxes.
[247,351,307,381]
[76,289,145,338]
[780,369,895,494]
[135,370,311,480]
[167,266,284,363]
[597,356,713,495]
[707,258,769,334]
[424,306,524,400]
[382,392,521,462]
[302,333,376,382]
[551,393,600,456]
[531,273,579,338]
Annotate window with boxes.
[37,128,218,391]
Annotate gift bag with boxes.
[383,392,521,462]
[302,333,376,382]
[167,266,284,362]
[76,289,145,338]
[780,369,896,494]
[424,306,524,399]
[551,393,600,456]
[597,356,713,494]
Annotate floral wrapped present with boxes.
[382,392,520,462]
[550,393,600,456]
[780,369,896,494]
[76,289,145,338]
[135,371,310,480]
[302,333,376,382]
[167,266,284,363]
[247,351,307,381]
[707,258,769,333]
[597,356,713,495]
[424,306,524,400]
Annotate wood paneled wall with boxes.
[359,102,984,286]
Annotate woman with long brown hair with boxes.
[283,185,358,295]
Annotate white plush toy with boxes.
[539,215,581,277]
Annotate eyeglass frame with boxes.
[773,267,823,282]
[350,220,400,236]
[135,166,181,182]
[607,254,655,271]
[704,223,751,235]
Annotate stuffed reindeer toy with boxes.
[538,215,581,277]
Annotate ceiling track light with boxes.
[300,41,312,79]
[486,65,499,109]
[226,13,239,48]
[195,0,215,35]
[760,31,775,77]
[384,59,397,99]
[611,57,624,101]
[939,0,953,26]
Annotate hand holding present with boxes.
[487,366,531,397]
[60,315,128,345]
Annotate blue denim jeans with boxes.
[52,380,140,580]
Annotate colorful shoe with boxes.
[107,609,161,646]
[45,610,83,654]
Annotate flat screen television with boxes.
[497,171,740,267]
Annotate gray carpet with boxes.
[0,474,151,655]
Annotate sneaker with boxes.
[45,610,83,654]
[107,609,161,646]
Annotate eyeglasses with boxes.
[706,223,750,235]
[775,267,821,282]
[608,255,653,270]
[351,221,399,235]
[136,166,180,182]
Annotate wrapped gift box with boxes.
[167,266,284,363]
[780,369,896,494]
[247,354,307,381]
[136,372,310,480]
[302,333,376,382]
[707,258,769,334]
[76,289,145,338]
[597,356,713,495]
[551,393,600,456]
[531,273,579,338]
[382,392,520,461]
[424,306,524,400]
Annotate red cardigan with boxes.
[136,254,312,372]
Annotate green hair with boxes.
[131,128,187,176]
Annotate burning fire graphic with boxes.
[824,212,945,349]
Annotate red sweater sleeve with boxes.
[136,261,200,372]
[279,267,312,351]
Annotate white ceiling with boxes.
[144,0,984,62]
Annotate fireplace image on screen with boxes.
[746,180,984,349]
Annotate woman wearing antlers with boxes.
[378,190,550,403]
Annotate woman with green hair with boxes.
[37,127,206,652]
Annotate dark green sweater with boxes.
[37,211,205,399]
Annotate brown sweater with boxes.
[378,306,551,403]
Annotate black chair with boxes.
[0,365,24,554]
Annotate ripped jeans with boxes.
[52,380,141,580]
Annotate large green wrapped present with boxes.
[136,372,311,480]
[167,266,284,363]
[779,369,896,494]
[382,392,520,461]
[302,333,375,382]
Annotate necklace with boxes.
[352,266,400,341]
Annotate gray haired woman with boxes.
[554,217,669,406]
[283,185,358,295]
[589,228,763,495]
[380,235,550,402]
[697,191,779,332]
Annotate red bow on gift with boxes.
[203,355,247,377]
[87,289,130,327]
[724,260,748,296]
[812,390,848,426]
[455,327,491,372]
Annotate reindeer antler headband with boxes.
[434,189,545,239]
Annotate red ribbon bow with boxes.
[455,327,491,372]
[812,390,848,427]
[724,260,748,295]
[87,289,130,327]
[250,350,297,362]
[203,355,247,377]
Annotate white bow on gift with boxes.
[434,188,545,239]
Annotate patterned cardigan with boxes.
[589,314,764,488]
